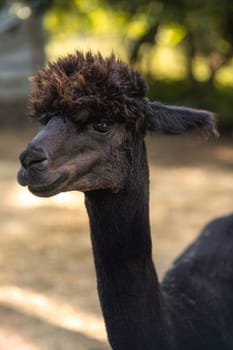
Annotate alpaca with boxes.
[17,52,233,350]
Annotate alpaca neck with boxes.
[85,142,170,350]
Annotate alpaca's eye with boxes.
[93,121,112,133]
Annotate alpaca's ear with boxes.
[146,102,218,136]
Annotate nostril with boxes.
[20,147,47,170]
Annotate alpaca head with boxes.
[18,52,217,197]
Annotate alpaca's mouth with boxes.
[28,172,69,197]
[17,168,28,187]
[17,166,69,197]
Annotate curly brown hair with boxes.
[28,51,152,131]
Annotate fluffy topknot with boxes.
[29,51,151,129]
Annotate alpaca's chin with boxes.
[28,186,61,197]
[30,172,69,197]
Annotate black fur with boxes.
[163,215,233,350]
[147,102,218,136]
[85,138,233,350]
[85,142,172,350]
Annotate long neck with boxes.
[85,142,171,350]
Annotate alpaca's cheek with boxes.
[66,173,124,193]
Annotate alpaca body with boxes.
[163,214,233,350]
[85,141,233,349]
[17,52,232,350]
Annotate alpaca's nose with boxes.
[19,146,47,169]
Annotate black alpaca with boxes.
[17,52,233,350]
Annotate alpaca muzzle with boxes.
[17,146,48,186]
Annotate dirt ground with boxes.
[0,127,232,350]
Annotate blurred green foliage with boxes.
[1,0,233,131]
[104,0,233,132]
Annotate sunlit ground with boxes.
[0,129,232,349]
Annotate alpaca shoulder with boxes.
[161,214,233,349]
[163,214,233,283]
